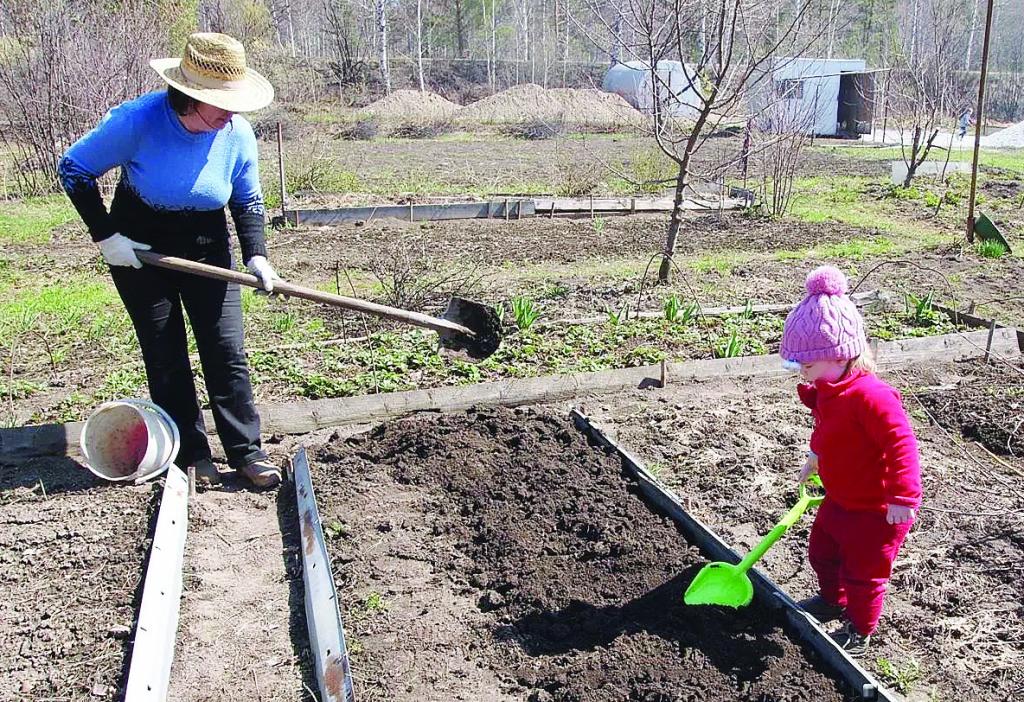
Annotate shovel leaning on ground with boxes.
[136,251,502,360]
[684,476,825,608]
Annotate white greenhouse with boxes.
[602,60,703,119]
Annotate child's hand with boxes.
[798,451,819,484]
[886,504,915,525]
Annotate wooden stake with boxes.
[966,0,995,244]
[276,123,287,220]
[984,318,997,363]
[659,358,668,388]
[187,465,196,498]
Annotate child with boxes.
[779,265,922,655]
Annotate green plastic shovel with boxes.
[684,476,824,608]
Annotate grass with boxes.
[688,251,756,275]
[976,239,1009,258]
[815,144,1024,175]
[0,195,78,245]
[875,656,921,695]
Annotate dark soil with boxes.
[917,357,1024,456]
[0,457,155,700]
[585,362,1024,701]
[311,408,852,701]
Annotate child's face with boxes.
[799,359,849,383]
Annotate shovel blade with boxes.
[684,562,754,608]
[438,297,503,361]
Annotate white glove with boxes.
[246,255,280,293]
[98,233,151,269]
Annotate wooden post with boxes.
[966,0,995,244]
[589,194,594,219]
[504,197,509,221]
[984,318,997,363]
[409,201,414,222]
[276,123,287,220]
[187,465,196,497]
[659,358,668,388]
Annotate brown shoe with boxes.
[241,459,282,489]
[192,458,222,487]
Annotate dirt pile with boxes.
[458,84,643,128]
[361,89,461,122]
[313,408,850,701]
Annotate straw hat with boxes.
[150,33,274,113]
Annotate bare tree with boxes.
[583,0,821,282]
[376,0,391,93]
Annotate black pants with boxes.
[109,236,266,470]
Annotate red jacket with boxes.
[798,369,922,513]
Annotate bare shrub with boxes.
[336,117,381,141]
[501,119,567,140]
[555,156,601,197]
[753,104,815,217]
[0,0,174,194]
[388,120,454,139]
[367,238,484,313]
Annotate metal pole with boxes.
[276,122,287,221]
[965,0,995,244]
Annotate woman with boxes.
[59,33,281,488]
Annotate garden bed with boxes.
[310,407,854,701]
[0,458,154,700]
[585,359,1024,700]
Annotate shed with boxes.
[757,58,874,137]
[602,60,703,119]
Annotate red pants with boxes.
[808,499,912,636]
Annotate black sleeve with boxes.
[58,156,117,242]
[229,198,268,263]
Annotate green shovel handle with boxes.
[735,476,825,573]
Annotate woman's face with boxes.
[182,100,234,132]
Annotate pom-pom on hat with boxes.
[779,266,867,364]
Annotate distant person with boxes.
[958,108,973,139]
[58,33,282,489]
[779,266,922,656]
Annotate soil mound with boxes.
[315,408,850,701]
[458,84,643,128]
[362,89,461,122]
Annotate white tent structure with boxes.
[602,60,703,119]
[756,58,873,137]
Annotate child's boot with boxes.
[797,594,844,623]
[831,621,871,656]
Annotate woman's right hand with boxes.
[98,233,151,269]
[799,451,819,484]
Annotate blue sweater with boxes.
[59,91,267,261]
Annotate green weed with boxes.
[605,303,630,326]
[876,656,921,694]
[713,329,743,358]
[976,239,1009,258]
[511,297,541,331]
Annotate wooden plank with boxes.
[125,466,189,702]
[532,196,747,213]
[3,328,1019,460]
[570,411,893,701]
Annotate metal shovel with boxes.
[136,251,502,360]
[684,476,824,608]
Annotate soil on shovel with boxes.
[310,408,853,701]
[0,457,154,701]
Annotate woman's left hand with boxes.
[246,255,281,293]
[885,504,915,525]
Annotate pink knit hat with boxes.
[779,266,866,363]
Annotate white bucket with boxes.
[80,399,180,483]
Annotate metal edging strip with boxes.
[293,447,356,702]
[125,465,189,701]
[569,409,896,702]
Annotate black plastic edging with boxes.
[569,409,897,702]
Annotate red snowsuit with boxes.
[798,369,922,636]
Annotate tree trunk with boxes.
[454,0,465,56]
[416,0,426,91]
[611,9,623,67]
[376,0,390,94]
[658,162,691,283]
[965,0,979,70]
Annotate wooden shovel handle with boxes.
[135,251,473,337]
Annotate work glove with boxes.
[97,233,151,269]
[246,255,280,293]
